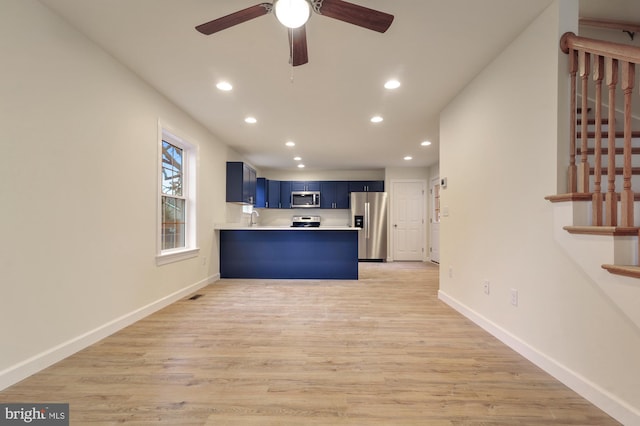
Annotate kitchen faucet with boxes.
[250,210,259,226]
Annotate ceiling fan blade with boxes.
[317,0,394,33]
[195,3,272,35]
[288,25,309,66]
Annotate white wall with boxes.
[438,1,640,423]
[0,0,232,388]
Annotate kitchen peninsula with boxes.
[215,225,359,280]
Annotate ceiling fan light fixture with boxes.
[274,0,311,29]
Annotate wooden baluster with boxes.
[578,51,591,193]
[568,49,578,193]
[620,61,635,227]
[592,55,604,225]
[605,58,618,226]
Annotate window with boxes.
[157,126,198,265]
[162,140,185,250]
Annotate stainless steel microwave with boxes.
[291,191,320,208]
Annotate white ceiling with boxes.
[37,0,628,172]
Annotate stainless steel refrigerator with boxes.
[350,192,388,261]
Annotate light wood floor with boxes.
[0,262,619,425]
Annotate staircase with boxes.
[549,32,640,281]
[547,107,640,278]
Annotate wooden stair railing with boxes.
[555,33,640,279]
[561,32,640,227]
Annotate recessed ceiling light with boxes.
[298,164,305,168]
[384,79,401,90]
[370,116,383,123]
[286,141,296,147]
[216,81,233,91]
[294,156,302,161]
[244,116,257,124]
[421,140,432,146]
[404,156,413,161]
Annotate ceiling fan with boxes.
[195,0,394,66]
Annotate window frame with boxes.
[156,124,199,265]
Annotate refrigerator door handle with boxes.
[365,202,370,239]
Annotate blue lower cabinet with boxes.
[220,230,358,279]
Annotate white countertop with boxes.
[214,223,358,231]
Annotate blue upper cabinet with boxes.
[252,178,384,208]
[348,180,384,193]
[334,181,350,208]
[267,179,281,208]
[291,181,320,192]
[257,178,283,208]
[255,177,267,208]
[320,181,349,209]
[280,181,292,209]
[226,162,257,205]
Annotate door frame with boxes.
[389,179,427,262]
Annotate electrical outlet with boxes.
[482,280,490,295]
[202,256,207,266]
[449,266,453,278]
[510,288,518,306]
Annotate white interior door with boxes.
[430,177,441,263]
[391,181,425,261]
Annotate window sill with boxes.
[156,247,200,266]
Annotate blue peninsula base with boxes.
[219,229,358,280]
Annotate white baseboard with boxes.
[438,290,640,426]
[0,273,220,391]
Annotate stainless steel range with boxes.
[291,215,321,227]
